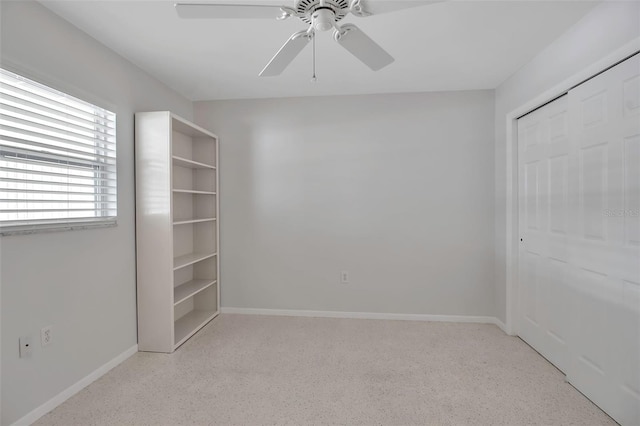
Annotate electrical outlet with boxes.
[19,336,33,358]
[341,271,349,284]
[41,325,53,347]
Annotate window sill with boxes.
[0,220,117,237]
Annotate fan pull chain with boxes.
[311,33,317,83]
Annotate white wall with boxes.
[196,91,495,316]
[494,2,640,323]
[0,2,193,424]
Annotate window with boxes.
[0,68,117,235]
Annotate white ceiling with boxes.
[40,0,598,101]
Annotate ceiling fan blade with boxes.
[175,2,286,19]
[350,0,443,17]
[334,24,393,71]
[259,30,312,77]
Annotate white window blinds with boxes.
[0,68,117,235]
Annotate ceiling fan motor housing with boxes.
[295,0,349,25]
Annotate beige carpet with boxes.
[35,314,614,425]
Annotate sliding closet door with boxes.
[518,53,640,425]
[566,53,640,426]
[517,94,572,374]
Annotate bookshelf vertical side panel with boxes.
[135,112,174,353]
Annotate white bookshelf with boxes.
[135,111,219,353]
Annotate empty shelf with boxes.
[173,252,217,270]
[173,218,216,225]
[172,189,216,195]
[174,280,216,305]
[172,156,216,170]
[174,309,217,347]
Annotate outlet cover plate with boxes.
[41,325,53,347]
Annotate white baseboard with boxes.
[11,344,138,426]
[221,307,504,327]
[491,317,508,334]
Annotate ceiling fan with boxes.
[175,0,442,77]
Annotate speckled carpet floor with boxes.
[35,314,615,425]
